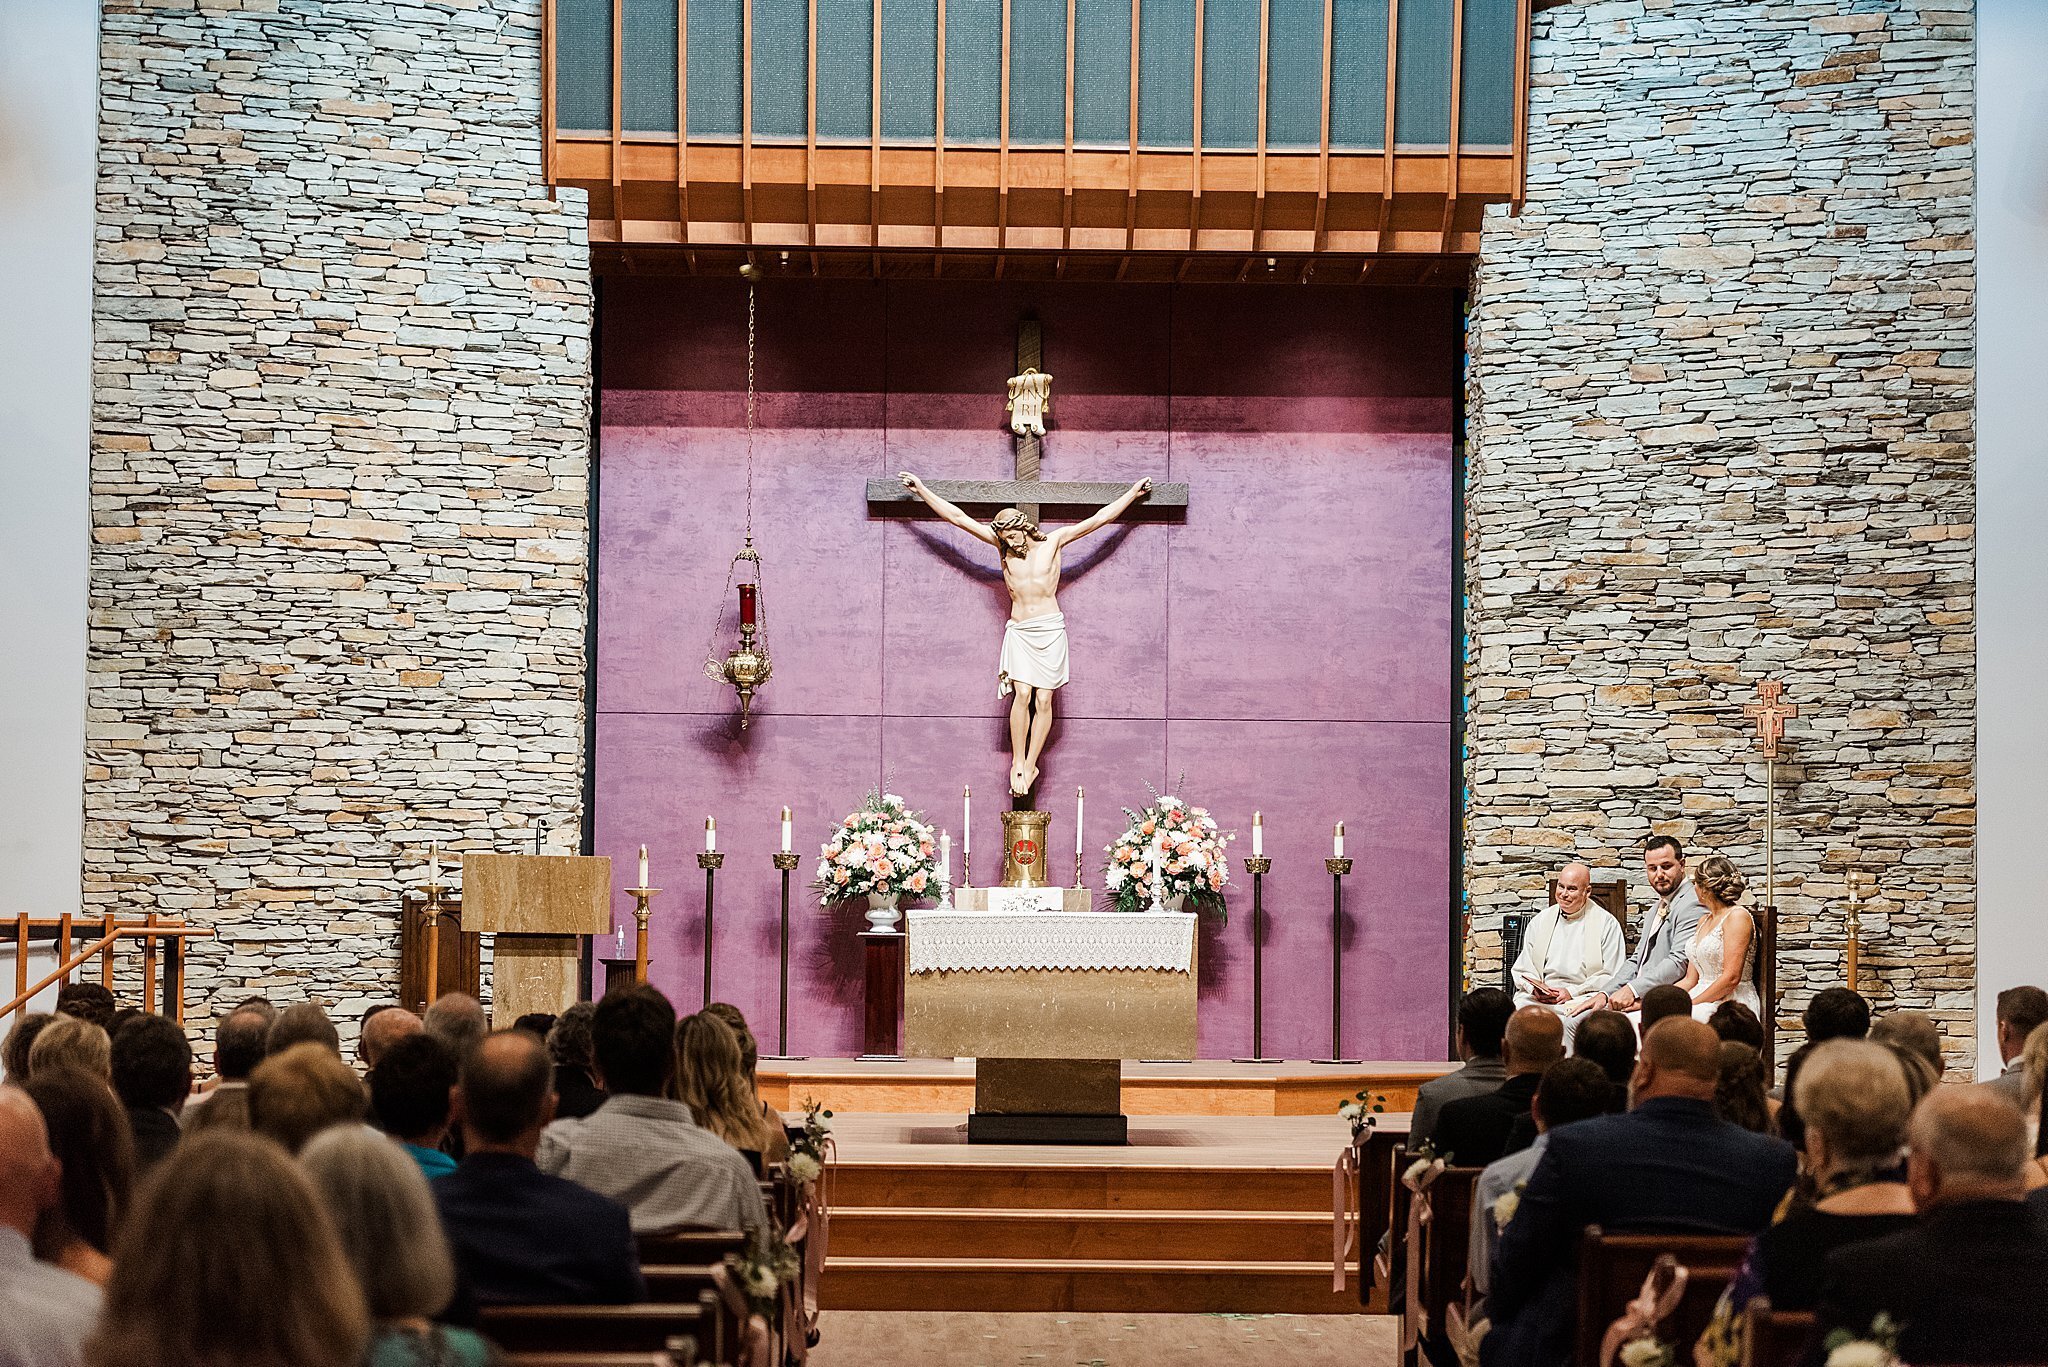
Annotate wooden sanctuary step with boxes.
[822,1256,1358,1315]
[830,1206,1334,1263]
[831,1162,1331,1213]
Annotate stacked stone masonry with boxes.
[88,0,593,1048]
[1465,1,1975,1065]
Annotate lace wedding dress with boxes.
[1687,909,1760,1019]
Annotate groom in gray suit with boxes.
[1587,836,1702,1013]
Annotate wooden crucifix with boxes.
[873,315,1190,798]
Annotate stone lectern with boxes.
[460,853,612,1026]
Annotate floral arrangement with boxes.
[1491,1181,1526,1229]
[727,1228,802,1319]
[1401,1141,1442,1187]
[788,1097,833,1185]
[1102,792,1233,915]
[1823,1315,1900,1367]
[813,792,939,905]
[1616,1339,1675,1367]
[1339,1090,1387,1143]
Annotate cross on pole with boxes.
[865,313,1191,523]
[1744,678,1798,760]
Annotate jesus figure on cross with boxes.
[898,471,1153,797]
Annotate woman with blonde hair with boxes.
[1673,854,1758,1021]
[677,1011,784,1166]
[27,1014,111,1082]
[300,1127,497,1366]
[84,1129,369,1367]
[703,1001,790,1164]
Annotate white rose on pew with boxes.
[1824,1345,1894,1367]
[789,1152,822,1183]
[743,1263,782,1299]
[1491,1188,1520,1228]
[1617,1340,1671,1367]
[1401,1157,1434,1185]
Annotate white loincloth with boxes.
[998,612,1070,697]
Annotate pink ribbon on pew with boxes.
[711,1264,776,1367]
[787,1135,835,1355]
[1332,1139,1363,1294]
[1598,1255,1688,1367]
[1398,1155,1447,1351]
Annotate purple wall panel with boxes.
[597,278,1458,1060]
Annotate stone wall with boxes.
[88,0,592,1043]
[1465,0,1975,1064]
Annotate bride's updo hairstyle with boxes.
[1692,854,1747,907]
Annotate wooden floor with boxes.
[823,1112,1369,1316]
[810,1311,1396,1365]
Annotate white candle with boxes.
[616,927,625,956]
[637,843,649,889]
[962,786,971,855]
[1253,811,1263,858]
[1334,821,1345,859]
[780,806,792,853]
[1076,787,1085,857]
[940,832,952,885]
[428,842,439,886]
[705,816,716,854]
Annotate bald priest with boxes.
[1511,863,1626,1022]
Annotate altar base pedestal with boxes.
[967,1058,1128,1145]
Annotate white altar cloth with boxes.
[906,908,1196,975]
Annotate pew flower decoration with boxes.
[1401,1141,1442,1187]
[788,1097,833,1184]
[727,1230,803,1319]
[1492,1181,1526,1229]
[814,792,939,905]
[1338,1090,1387,1143]
[1103,791,1234,916]
[1616,1339,1674,1367]
[1823,1315,1900,1367]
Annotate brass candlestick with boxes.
[1317,857,1359,1065]
[421,881,447,1010]
[1236,856,1274,1063]
[698,851,725,1007]
[627,886,659,984]
[770,851,802,1058]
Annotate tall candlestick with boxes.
[1334,821,1345,859]
[1253,811,1263,858]
[1075,787,1085,857]
[705,816,716,854]
[963,786,972,854]
[637,843,649,889]
[780,805,792,853]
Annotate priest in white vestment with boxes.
[1511,862,1626,1021]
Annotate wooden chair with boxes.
[636,1228,749,1265]
[480,1296,723,1362]
[1410,1166,1485,1367]
[1503,878,1634,991]
[1573,1229,1749,1367]
[1741,1302,1816,1367]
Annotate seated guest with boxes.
[29,1015,111,1083]
[369,1034,459,1178]
[2,1012,53,1082]
[249,1040,369,1153]
[301,1127,496,1367]
[53,982,117,1031]
[1639,983,1695,1034]
[424,994,488,1061]
[678,1012,787,1170]
[358,1003,422,1074]
[539,986,767,1235]
[109,1013,190,1173]
[267,1000,343,1057]
[182,1005,271,1131]
[1469,1059,1612,1318]
[1670,855,1758,1020]
[1707,999,1764,1051]
[1409,988,1513,1151]
[1569,1010,1637,1109]
[1808,1086,2048,1366]
[1870,1009,1944,1104]
[21,1067,132,1287]
[1483,1019,1797,1367]
[513,1012,557,1040]
[1510,863,1625,1026]
[433,1029,643,1310]
[1777,987,1872,1150]
[0,1085,102,1366]
[84,1130,367,1367]
[1712,1041,1771,1134]
[701,1003,790,1163]
[545,1002,605,1121]
[1589,835,1702,1013]
[1986,984,2048,1104]
[1433,1007,1563,1167]
[1697,1040,1915,1367]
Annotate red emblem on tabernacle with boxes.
[1012,839,1039,864]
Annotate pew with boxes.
[640,1264,726,1304]
[1408,1166,1485,1367]
[1741,1303,1816,1367]
[637,1228,750,1265]
[1573,1230,1748,1367]
[504,1356,691,1367]
[480,1293,726,1363]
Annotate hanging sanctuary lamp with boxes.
[702,266,772,728]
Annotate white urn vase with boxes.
[865,890,902,932]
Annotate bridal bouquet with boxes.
[1103,793,1232,916]
[814,792,939,905]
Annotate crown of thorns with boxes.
[990,508,1045,538]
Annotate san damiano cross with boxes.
[868,316,1189,799]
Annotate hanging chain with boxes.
[705,277,766,681]
[744,280,756,548]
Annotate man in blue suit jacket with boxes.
[1483,1018,1796,1367]
[433,1028,645,1318]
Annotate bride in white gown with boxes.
[1673,853,1759,1020]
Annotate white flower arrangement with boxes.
[787,1096,832,1186]
[1491,1185,1523,1228]
[726,1229,801,1319]
[1402,1155,1438,1186]
[812,791,939,905]
[1103,792,1234,915]
[1338,1090,1387,1141]
[1823,1314,1901,1367]
[788,1151,822,1183]
[1617,1338,1674,1367]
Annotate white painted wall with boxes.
[1977,0,2048,1077]
[0,0,95,920]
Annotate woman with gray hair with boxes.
[299,1126,499,1366]
[1696,1039,1917,1367]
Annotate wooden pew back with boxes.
[636,1229,749,1265]
[1573,1229,1748,1367]
[1741,1303,1816,1367]
[480,1295,724,1363]
[1414,1167,1485,1366]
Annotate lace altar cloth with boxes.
[906,908,1196,975]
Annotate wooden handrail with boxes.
[2,922,214,1022]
